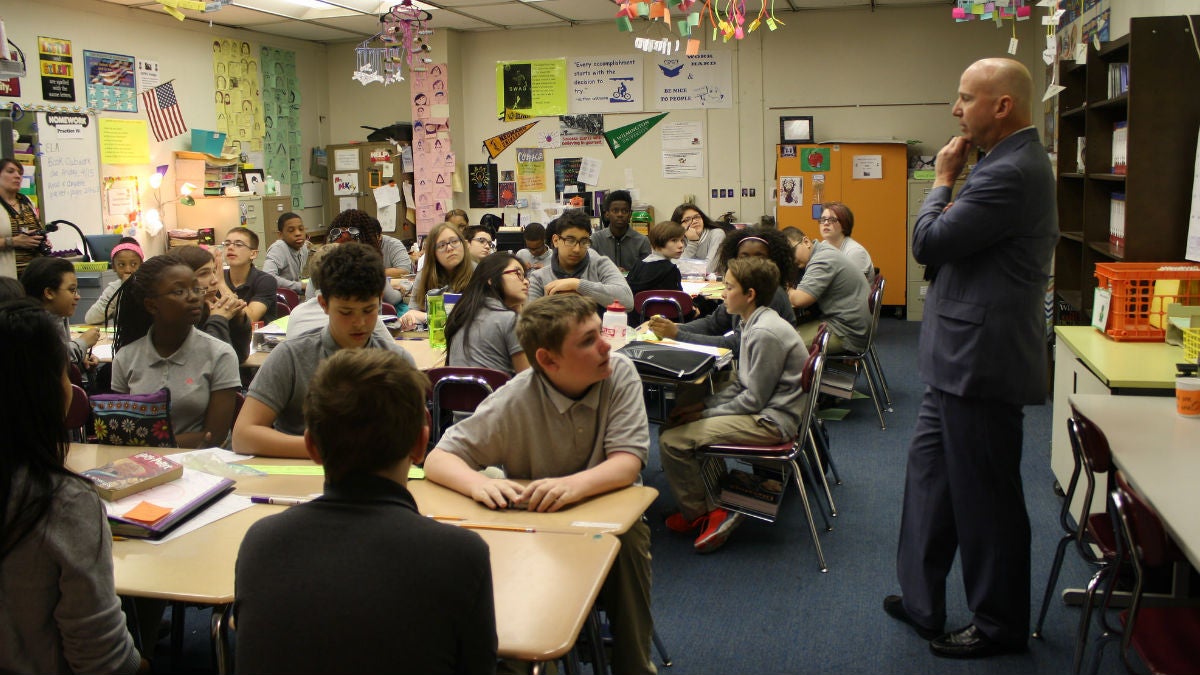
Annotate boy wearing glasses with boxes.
[527,210,633,311]
[425,294,656,675]
[234,243,415,458]
[463,224,496,261]
[223,227,278,323]
[782,227,870,354]
[592,190,650,272]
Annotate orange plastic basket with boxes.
[1094,263,1200,341]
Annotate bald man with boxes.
[883,58,1058,658]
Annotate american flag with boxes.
[141,82,188,142]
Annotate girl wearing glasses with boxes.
[111,255,241,448]
[400,222,477,331]
[672,203,729,275]
[818,202,874,282]
[444,253,530,376]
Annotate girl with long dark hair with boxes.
[445,253,529,375]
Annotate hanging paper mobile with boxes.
[352,1,433,87]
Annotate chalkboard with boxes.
[36,111,104,250]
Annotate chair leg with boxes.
[809,419,842,486]
[867,345,892,406]
[861,363,889,430]
[211,604,233,675]
[794,451,832,531]
[1072,563,1116,675]
[584,608,609,675]
[789,459,829,573]
[652,628,673,667]
[170,602,186,672]
[1032,533,1074,638]
[803,434,837,518]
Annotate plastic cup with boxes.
[1177,377,1200,417]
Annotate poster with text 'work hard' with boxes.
[653,52,732,110]
[497,60,567,122]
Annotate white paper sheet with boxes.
[851,155,883,180]
[373,183,401,206]
[577,157,602,185]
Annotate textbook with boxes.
[81,452,183,501]
[104,469,235,539]
[719,469,785,518]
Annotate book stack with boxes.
[1111,122,1128,175]
[718,468,786,518]
[1109,193,1126,253]
[1107,62,1130,98]
[82,452,183,501]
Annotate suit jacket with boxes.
[912,127,1058,406]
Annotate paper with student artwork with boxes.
[90,343,114,361]
[377,203,397,232]
[663,150,703,179]
[373,183,401,206]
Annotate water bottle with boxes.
[265,174,276,195]
[601,301,628,349]
[427,289,447,349]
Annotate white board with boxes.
[37,112,104,250]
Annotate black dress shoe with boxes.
[883,595,942,640]
[930,625,1028,659]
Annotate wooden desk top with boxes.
[1069,394,1200,570]
[66,445,646,660]
[1056,326,1184,390]
[243,338,445,370]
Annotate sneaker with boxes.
[693,508,743,553]
[665,512,705,533]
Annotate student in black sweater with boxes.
[626,220,686,297]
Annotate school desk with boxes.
[242,336,445,370]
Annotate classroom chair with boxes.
[65,384,91,443]
[276,288,300,309]
[819,274,891,429]
[275,302,291,318]
[381,302,398,316]
[1096,474,1200,675]
[804,326,839,520]
[634,290,694,322]
[425,367,510,445]
[695,348,831,572]
[1032,407,1119,642]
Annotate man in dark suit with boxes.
[884,58,1058,659]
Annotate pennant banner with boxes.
[483,121,538,159]
[603,112,666,158]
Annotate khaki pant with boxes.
[795,319,848,354]
[659,415,784,521]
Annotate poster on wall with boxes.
[136,59,160,93]
[559,115,605,147]
[468,163,498,209]
[333,172,359,196]
[262,47,302,197]
[212,39,264,156]
[0,45,20,96]
[496,59,567,122]
[778,176,803,207]
[412,64,453,232]
[653,51,732,110]
[37,111,103,238]
[38,37,75,102]
[553,158,585,200]
[568,55,642,114]
[516,147,546,193]
[83,51,137,112]
[98,119,150,164]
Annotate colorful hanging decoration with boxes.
[613,0,784,48]
[353,1,432,86]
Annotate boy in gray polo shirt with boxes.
[425,294,656,675]
[784,227,870,354]
[233,243,414,458]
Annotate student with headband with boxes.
[84,238,144,325]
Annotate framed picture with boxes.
[779,116,814,145]
[242,169,265,195]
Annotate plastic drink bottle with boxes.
[427,289,447,349]
[601,301,628,348]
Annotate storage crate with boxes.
[1094,262,1200,341]
[1185,327,1200,362]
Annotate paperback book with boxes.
[719,469,785,517]
[104,469,235,539]
[81,452,183,501]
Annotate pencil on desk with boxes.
[456,523,536,533]
[428,514,465,521]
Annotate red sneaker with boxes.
[693,508,744,553]
[665,512,705,533]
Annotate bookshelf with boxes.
[1053,15,1200,319]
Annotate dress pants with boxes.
[896,386,1031,646]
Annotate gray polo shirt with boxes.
[112,327,241,435]
[527,249,634,310]
[837,236,874,282]
[263,239,309,293]
[381,236,413,274]
[515,247,553,270]
[247,326,414,435]
[285,296,395,346]
[797,241,871,352]
[436,354,649,479]
[591,227,651,271]
[446,298,522,376]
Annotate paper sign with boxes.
[333,148,359,171]
[338,196,357,213]
[373,183,401,206]
[98,118,150,164]
[577,156,602,185]
[333,173,359,196]
[377,203,397,233]
[1042,84,1066,102]
[851,155,883,180]
[1091,288,1112,331]
[1008,37,1019,55]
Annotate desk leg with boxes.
[585,608,610,674]
[211,604,233,675]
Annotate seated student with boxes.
[425,294,655,675]
[463,224,496,262]
[0,300,145,675]
[174,245,252,363]
[818,202,874,281]
[223,226,277,323]
[262,212,310,295]
[445,253,530,376]
[111,255,241,448]
[234,243,415,458]
[355,209,412,301]
[527,210,633,311]
[234,349,496,674]
[626,220,685,298]
[514,222,551,272]
[647,227,796,354]
[783,227,871,354]
[658,257,808,553]
[591,190,650,272]
[286,244,393,344]
[84,237,143,325]
[21,256,100,379]
[399,222,476,330]
[673,204,727,275]
[445,208,469,230]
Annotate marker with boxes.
[250,496,310,506]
